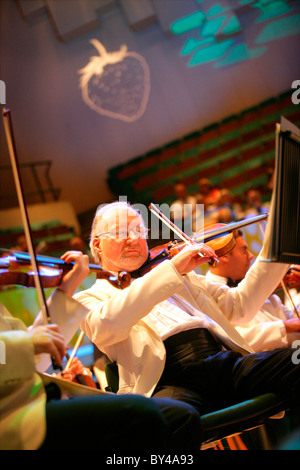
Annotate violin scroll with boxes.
[96,268,131,289]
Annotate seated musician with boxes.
[206,230,300,351]
[74,201,300,423]
[0,251,202,450]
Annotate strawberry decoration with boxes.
[79,39,150,122]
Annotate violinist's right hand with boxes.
[171,243,217,275]
[27,323,66,368]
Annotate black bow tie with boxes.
[129,249,170,279]
[227,278,242,288]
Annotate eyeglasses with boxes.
[97,226,149,240]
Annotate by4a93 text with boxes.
[150,455,193,465]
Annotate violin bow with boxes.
[150,203,269,244]
[64,330,85,371]
[149,202,195,244]
[192,213,268,243]
[2,108,61,368]
[149,202,219,264]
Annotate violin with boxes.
[0,250,131,289]
[0,251,102,388]
[135,226,234,276]
[135,208,269,277]
[142,236,300,288]
[193,223,236,257]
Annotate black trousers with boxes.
[152,329,300,418]
[39,393,202,450]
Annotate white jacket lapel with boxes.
[174,281,255,354]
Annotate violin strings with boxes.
[149,203,194,243]
[149,203,205,258]
[149,204,191,243]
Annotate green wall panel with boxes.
[107,90,300,207]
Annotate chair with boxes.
[200,393,286,449]
[104,361,288,450]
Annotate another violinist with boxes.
[206,230,300,351]
[0,250,202,450]
[75,201,300,433]
[0,250,87,449]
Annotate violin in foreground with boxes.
[0,250,131,289]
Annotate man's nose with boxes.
[126,229,139,241]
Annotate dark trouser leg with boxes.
[153,350,243,415]
[39,394,173,450]
[152,397,202,449]
[232,348,300,410]
[39,393,202,450]
[153,385,209,416]
[153,348,300,416]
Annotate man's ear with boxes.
[92,237,102,256]
[221,254,230,264]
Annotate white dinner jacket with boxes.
[76,250,289,397]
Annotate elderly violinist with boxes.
[0,250,202,450]
[75,201,300,424]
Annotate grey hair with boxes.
[89,201,145,263]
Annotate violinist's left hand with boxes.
[58,251,90,297]
[31,251,90,329]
